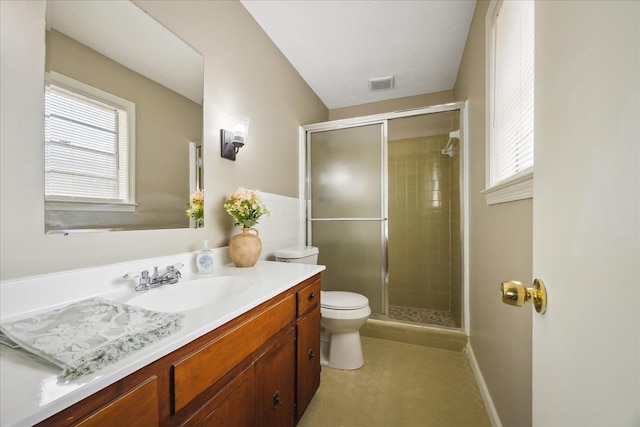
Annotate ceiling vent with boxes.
[368,75,395,91]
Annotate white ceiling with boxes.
[240,0,476,109]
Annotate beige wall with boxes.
[0,0,327,280]
[329,90,454,120]
[454,2,532,426]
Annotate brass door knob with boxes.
[501,279,547,314]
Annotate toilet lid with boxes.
[321,291,369,310]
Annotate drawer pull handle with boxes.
[273,391,282,409]
[307,292,315,301]
[308,349,315,360]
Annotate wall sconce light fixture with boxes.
[221,115,250,161]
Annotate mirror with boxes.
[44,0,204,234]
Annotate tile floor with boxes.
[298,337,491,427]
[388,305,457,328]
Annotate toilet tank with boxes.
[274,246,319,264]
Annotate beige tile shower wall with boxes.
[388,136,451,311]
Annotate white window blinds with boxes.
[490,0,534,187]
[44,76,133,205]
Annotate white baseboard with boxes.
[466,343,502,427]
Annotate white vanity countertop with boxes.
[0,258,324,427]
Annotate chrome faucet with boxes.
[123,263,183,291]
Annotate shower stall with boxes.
[303,102,466,330]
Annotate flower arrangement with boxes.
[224,187,271,228]
[186,189,204,227]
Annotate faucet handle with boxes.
[122,270,149,280]
[124,270,152,291]
[123,270,151,280]
[123,271,141,280]
[123,270,151,282]
[165,264,183,280]
[151,267,161,278]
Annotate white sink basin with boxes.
[124,276,252,312]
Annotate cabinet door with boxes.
[255,328,296,427]
[296,308,321,421]
[182,366,254,427]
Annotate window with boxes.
[44,72,135,211]
[484,0,534,204]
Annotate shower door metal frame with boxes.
[305,120,389,316]
[302,101,468,329]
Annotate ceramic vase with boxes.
[229,228,262,267]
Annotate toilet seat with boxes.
[321,291,369,310]
[321,305,371,320]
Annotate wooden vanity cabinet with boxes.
[36,273,321,427]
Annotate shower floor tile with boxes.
[389,305,457,327]
[298,336,491,427]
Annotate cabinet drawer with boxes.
[297,280,320,316]
[74,376,158,427]
[173,294,296,413]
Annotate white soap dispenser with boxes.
[196,240,215,274]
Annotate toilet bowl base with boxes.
[321,330,364,370]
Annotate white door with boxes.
[532,1,639,425]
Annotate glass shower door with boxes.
[307,123,387,315]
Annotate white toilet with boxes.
[274,246,371,370]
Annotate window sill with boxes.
[45,200,136,213]
[482,171,533,205]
